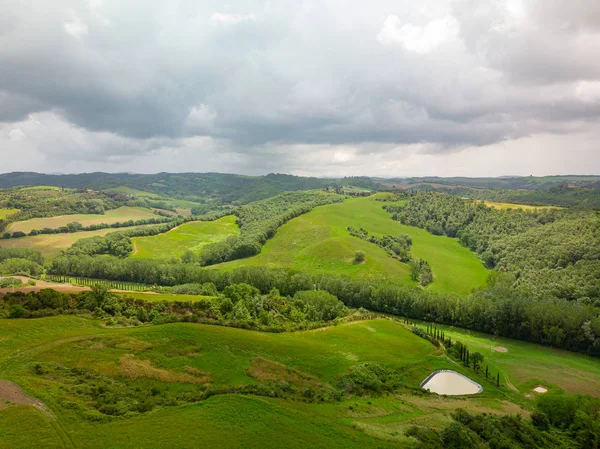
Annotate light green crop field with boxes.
[482,201,561,211]
[7,207,157,234]
[131,215,239,260]
[116,292,217,302]
[0,208,19,220]
[218,197,488,294]
[19,186,63,191]
[1,316,598,448]
[107,187,204,213]
[0,224,157,259]
[107,186,163,198]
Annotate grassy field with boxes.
[217,197,488,294]
[1,316,598,448]
[416,323,600,397]
[0,224,157,259]
[107,186,163,198]
[19,186,63,191]
[482,201,561,211]
[131,216,239,260]
[107,187,204,214]
[0,208,19,220]
[7,207,157,234]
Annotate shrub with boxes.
[354,250,366,263]
[8,304,27,318]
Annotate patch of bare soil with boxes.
[247,357,327,391]
[119,354,211,384]
[493,346,508,353]
[0,276,90,296]
[0,380,45,409]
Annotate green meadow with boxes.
[7,207,157,234]
[131,215,239,260]
[0,224,157,259]
[416,323,600,397]
[217,197,488,294]
[1,316,598,448]
[107,187,205,212]
[107,186,163,198]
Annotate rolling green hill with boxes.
[217,197,488,294]
[1,316,598,448]
[131,216,240,260]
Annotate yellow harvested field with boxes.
[0,224,156,259]
[482,201,561,211]
[7,207,157,234]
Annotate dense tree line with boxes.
[1,283,350,333]
[0,188,126,232]
[0,216,177,239]
[194,191,343,265]
[409,393,600,449]
[407,183,600,208]
[347,226,412,262]
[347,226,433,286]
[385,192,600,302]
[0,247,45,276]
[394,175,600,190]
[45,260,600,356]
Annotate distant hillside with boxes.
[0,172,381,205]
[381,175,600,190]
[377,176,600,208]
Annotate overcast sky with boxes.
[1,0,599,177]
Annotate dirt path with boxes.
[0,276,90,296]
[0,380,45,409]
[503,372,519,392]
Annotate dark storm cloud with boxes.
[0,0,599,174]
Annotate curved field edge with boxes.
[130,215,240,260]
[482,201,562,211]
[6,207,158,234]
[0,224,159,259]
[216,197,488,294]
[414,322,600,397]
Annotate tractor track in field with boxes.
[0,334,113,449]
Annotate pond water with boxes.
[421,370,482,395]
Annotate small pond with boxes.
[420,370,482,395]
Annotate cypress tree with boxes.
[496,372,500,387]
[485,365,489,379]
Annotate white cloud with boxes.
[88,0,111,26]
[575,81,600,103]
[210,12,256,26]
[185,104,217,133]
[377,14,460,53]
[1,0,600,176]
[63,9,88,39]
[8,128,26,141]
